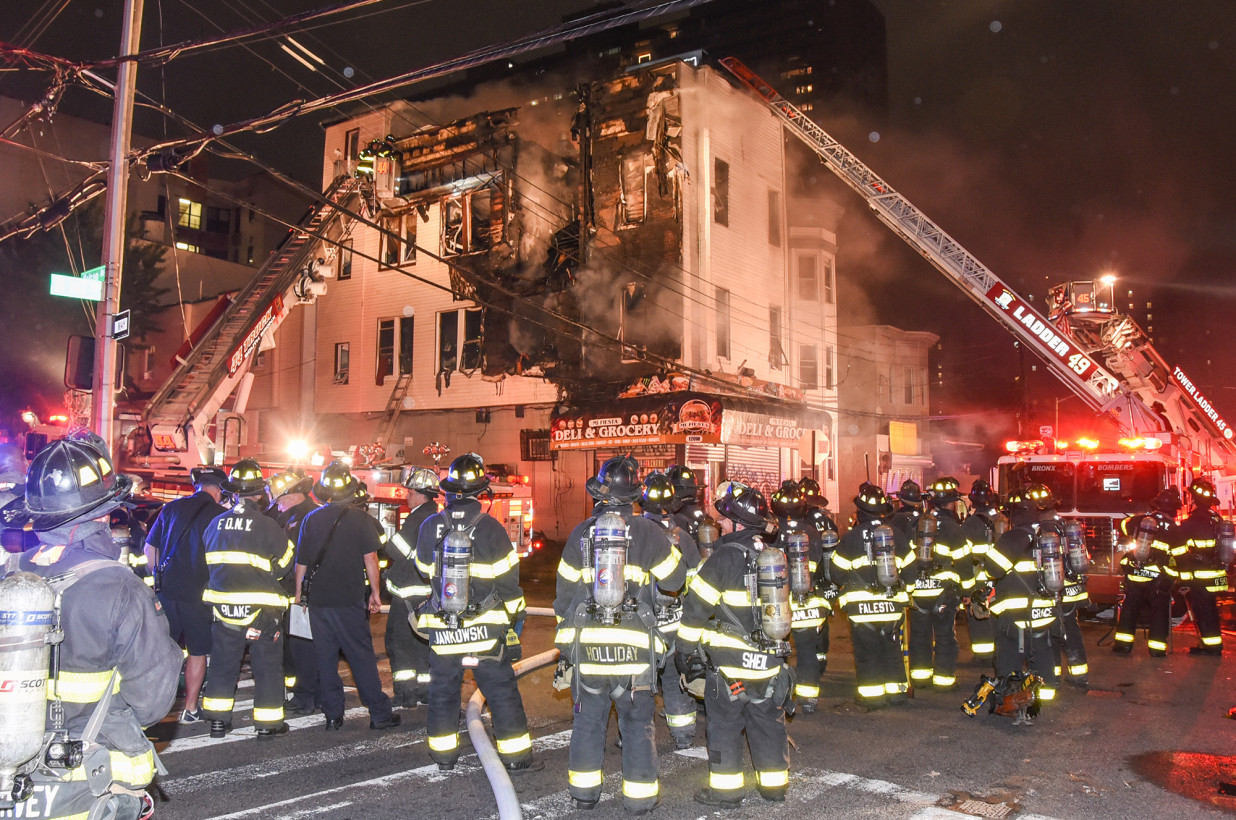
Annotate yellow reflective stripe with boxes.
[932,675,956,687]
[720,590,751,607]
[1067,663,1088,676]
[558,561,584,584]
[987,551,1013,572]
[505,596,525,615]
[202,696,233,712]
[570,769,603,788]
[858,684,885,697]
[716,665,778,681]
[990,597,1029,614]
[972,642,995,653]
[831,553,854,570]
[378,533,388,544]
[1012,560,1037,572]
[691,576,721,606]
[849,613,903,623]
[909,669,932,681]
[896,553,915,569]
[277,540,295,571]
[1203,635,1223,646]
[429,734,458,752]
[1039,687,1056,701]
[666,712,696,727]
[1113,632,1134,643]
[703,631,758,652]
[143,575,155,586]
[386,579,431,597]
[580,663,651,676]
[128,553,147,566]
[253,706,284,722]
[205,551,272,571]
[53,670,119,703]
[496,733,532,755]
[624,565,650,585]
[677,624,704,643]
[202,589,290,607]
[1147,639,1167,651]
[795,682,820,697]
[67,749,155,787]
[469,550,518,579]
[623,779,659,799]
[391,532,414,558]
[710,771,745,790]
[651,548,681,581]
[393,669,417,681]
[757,770,788,788]
[415,555,435,577]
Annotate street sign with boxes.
[49,273,103,301]
[112,310,131,340]
[81,265,105,281]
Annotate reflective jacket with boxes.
[679,528,788,686]
[414,497,525,656]
[554,505,683,684]
[386,500,435,601]
[907,508,968,607]
[961,508,1003,593]
[775,516,829,630]
[202,499,295,628]
[275,497,318,595]
[831,514,915,625]
[1118,511,1177,589]
[1176,508,1228,592]
[1039,512,1088,607]
[642,509,698,642]
[986,522,1058,629]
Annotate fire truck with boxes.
[718,58,1236,602]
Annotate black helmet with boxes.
[1025,483,1054,511]
[1154,486,1183,513]
[1006,486,1040,513]
[927,477,961,506]
[439,453,490,496]
[770,480,806,518]
[896,479,922,506]
[968,479,998,508]
[0,443,26,487]
[641,472,676,514]
[0,438,135,531]
[586,455,641,504]
[714,481,770,528]
[798,476,828,509]
[190,466,228,490]
[1188,478,1218,507]
[224,459,267,496]
[665,464,699,500]
[267,468,312,501]
[854,483,893,516]
[314,460,359,502]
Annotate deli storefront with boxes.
[549,391,833,518]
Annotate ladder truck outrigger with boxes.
[718,57,1236,600]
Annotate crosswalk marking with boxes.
[162,706,370,753]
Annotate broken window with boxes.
[377,319,395,384]
[619,153,648,226]
[399,316,414,376]
[769,306,786,369]
[442,179,502,257]
[442,197,465,256]
[799,344,818,390]
[469,187,493,252]
[713,158,729,226]
[798,254,819,300]
[716,287,731,360]
[768,189,782,247]
[380,216,402,268]
[438,311,458,376]
[333,342,350,385]
[338,239,353,280]
[461,308,483,372]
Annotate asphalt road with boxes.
[146,551,1236,819]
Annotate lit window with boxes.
[800,103,814,112]
[178,198,202,230]
[175,241,201,254]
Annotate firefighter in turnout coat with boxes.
[769,480,830,712]
[984,485,1060,705]
[385,467,439,707]
[961,480,1003,663]
[798,477,839,685]
[1176,478,1228,655]
[201,460,297,739]
[832,484,915,707]
[1113,488,1181,656]
[906,478,969,691]
[414,453,536,772]
[678,481,794,808]
[639,471,700,751]
[1039,495,1090,686]
[553,457,685,812]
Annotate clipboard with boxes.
[289,605,313,640]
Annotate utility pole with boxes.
[91,0,144,451]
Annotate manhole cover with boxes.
[954,799,1015,818]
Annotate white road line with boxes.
[162,706,370,754]
[907,809,982,820]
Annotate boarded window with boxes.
[716,288,731,359]
[620,153,648,225]
[713,158,729,226]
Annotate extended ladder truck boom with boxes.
[718,57,1236,479]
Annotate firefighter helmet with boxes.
[189,466,228,489]
[0,444,26,487]
[403,467,441,497]
[896,479,923,506]
[586,455,641,504]
[854,483,893,516]
[968,479,998,508]
[1154,486,1183,513]
[665,464,699,500]
[1187,478,1218,507]
[315,460,359,502]
[224,459,267,497]
[1005,486,1040,512]
[927,476,961,506]
[439,453,490,496]
[641,472,677,514]
[714,481,771,528]
[769,480,806,519]
[798,476,828,509]
[267,468,312,501]
[1025,483,1054,511]
[0,438,135,531]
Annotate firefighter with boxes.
[678,481,794,808]
[961,480,1003,664]
[200,460,296,739]
[667,464,708,539]
[0,443,32,553]
[1175,478,1227,656]
[553,457,685,812]
[798,477,836,538]
[266,469,320,715]
[0,436,182,819]
[295,461,399,731]
[414,453,535,771]
[639,471,699,750]
[831,483,915,708]
[985,485,1060,706]
[907,477,969,691]
[385,467,439,708]
[1039,494,1089,686]
[1113,488,1181,656]
[769,480,829,712]
[798,476,839,684]
[143,465,227,724]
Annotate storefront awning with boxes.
[549,391,830,451]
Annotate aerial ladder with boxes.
[718,57,1236,476]
[142,175,369,470]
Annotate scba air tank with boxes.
[440,529,473,616]
[1064,520,1090,574]
[872,524,899,589]
[1037,531,1065,594]
[783,531,812,598]
[0,572,54,807]
[756,547,792,641]
[916,515,937,565]
[592,512,629,612]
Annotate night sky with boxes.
[4,0,1235,445]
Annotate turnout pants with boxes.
[386,595,432,705]
[568,684,659,812]
[908,598,960,688]
[1114,581,1171,653]
[427,651,532,768]
[791,624,826,701]
[994,615,1057,701]
[308,603,393,723]
[1051,604,1089,678]
[658,660,697,746]
[203,621,285,728]
[1186,585,1224,649]
[967,607,996,662]
[702,672,789,802]
[848,618,908,703]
